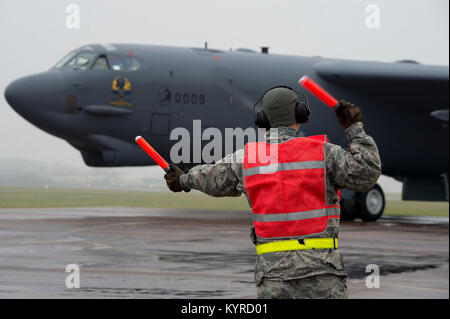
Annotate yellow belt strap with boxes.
[256,238,338,255]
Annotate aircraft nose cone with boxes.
[4,79,22,111]
[4,71,66,119]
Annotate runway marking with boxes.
[82,240,114,250]
[68,221,151,234]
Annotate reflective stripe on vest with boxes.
[243,135,340,239]
[244,160,325,176]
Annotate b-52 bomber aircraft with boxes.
[4,43,449,221]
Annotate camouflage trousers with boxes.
[256,274,348,299]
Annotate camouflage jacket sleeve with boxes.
[179,149,244,197]
[326,122,382,192]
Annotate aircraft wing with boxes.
[314,60,449,84]
[313,59,449,118]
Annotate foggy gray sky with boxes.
[0,0,448,192]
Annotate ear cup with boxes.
[295,102,310,124]
[254,86,311,128]
[255,110,271,129]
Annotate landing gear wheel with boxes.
[356,184,385,221]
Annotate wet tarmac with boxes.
[0,207,448,298]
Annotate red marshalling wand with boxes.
[135,136,170,173]
[299,76,340,109]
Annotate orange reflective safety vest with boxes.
[243,135,340,239]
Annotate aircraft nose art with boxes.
[4,71,66,119]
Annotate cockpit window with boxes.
[66,52,95,69]
[92,56,109,70]
[54,51,140,71]
[109,54,140,71]
[54,51,96,69]
[54,51,77,68]
[128,56,140,71]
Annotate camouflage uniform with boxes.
[179,122,381,299]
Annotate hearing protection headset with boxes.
[254,86,311,130]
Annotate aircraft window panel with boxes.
[54,51,77,68]
[63,52,96,70]
[129,57,140,71]
[108,54,140,71]
[110,55,126,71]
[92,56,110,70]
